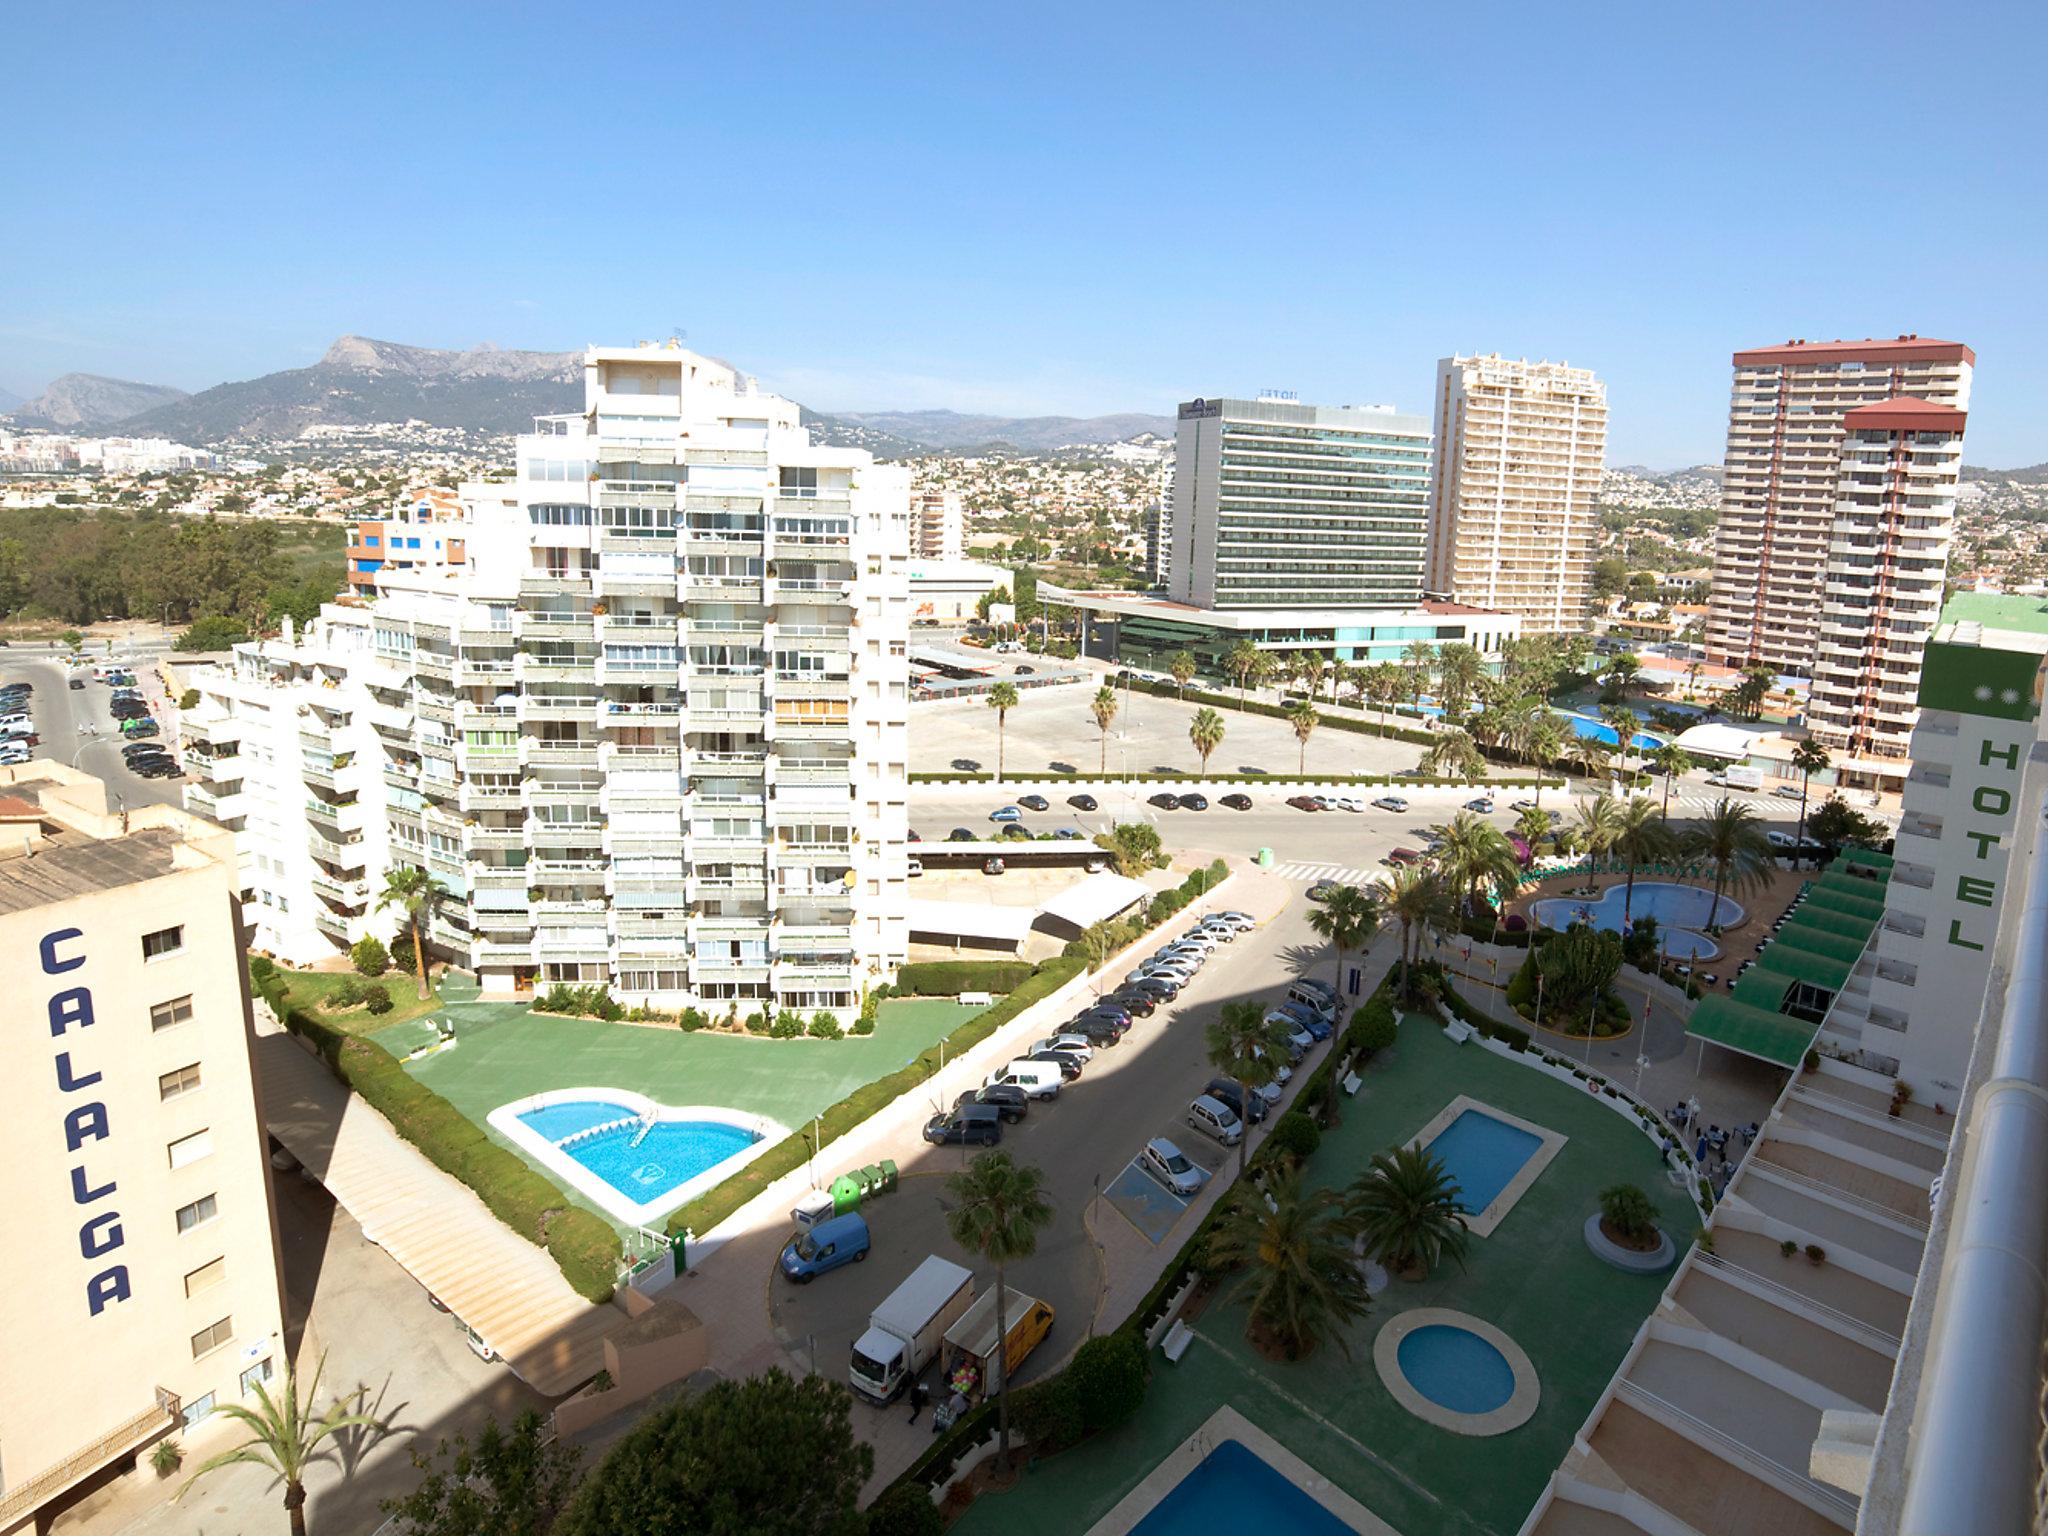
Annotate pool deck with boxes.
[1509,865,1811,981]
[952,1015,1694,1536]
[1413,1096,1567,1238]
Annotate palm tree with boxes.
[1206,1165,1372,1360]
[1295,650,1328,707]
[1307,883,1380,998]
[1602,705,1641,770]
[1526,716,1565,809]
[1327,659,1352,710]
[1648,744,1694,818]
[1090,685,1118,774]
[1206,1002,1290,1182]
[1603,651,1642,698]
[1169,649,1197,699]
[1435,644,1483,721]
[1790,739,1832,866]
[1611,795,1677,921]
[1420,728,1486,781]
[1516,804,1551,849]
[378,864,446,1000]
[1286,699,1319,774]
[1225,639,1261,711]
[945,1151,1054,1467]
[1384,863,1454,1004]
[1682,660,1704,701]
[1363,663,1404,736]
[1572,794,1625,875]
[1683,797,1777,929]
[180,1354,378,1536]
[1188,707,1225,777]
[986,680,1020,783]
[1567,733,1612,785]
[1401,639,1436,704]
[1348,1145,1471,1281]
[1433,811,1520,924]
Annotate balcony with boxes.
[680,573,765,601]
[457,742,521,773]
[520,571,590,595]
[694,750,767,775]
[594,568,677,599]
[466,825,525,851]
[459,779,522,812]
[453,658,516,687]
[313,909,351,939]
[516,613,595,641]
[181,714,244,748]
[517,695,601,723]
[771,715,850,741]
[771,759,854,786]
[515,654,597,684]
[523,739,601,768]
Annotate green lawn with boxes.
[268,966,446,1038]
[956,1017,1694,1536]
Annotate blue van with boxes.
[779,1212,872,1283]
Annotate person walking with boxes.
[907,1377,929,1425]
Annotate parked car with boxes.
[1053,827,1084,840]
[1271,1000,1333,1041]
[1017,794,1049,811]
[1068,793,1098,811]
[1147,792,1179,810]
[1206,910,1256,934]
[1139,1138,1204,1198]
[1174,929,1219,953]
[1030,1033,1095,1062]
[1330,796,1364,813]
[1464,796,1496,812]
[1105,988,1156,1017]
[1264,1012,1315,1060]
[989,805,1023,823]
[985,1061,1062,1100]
[1177,793,1208,811]
[1773,784,1805,799]
[965,1085,1030,1122]
[1285,795,1321,811]
[1220,793,1253,810]
[1026,1049,1084,1081]
[1372,795,1410,813]
[1000,823,1033,840]
[1123,975,1179,1003]
[924,1105,1004,1146]
[779,1212,872,1283]
[1076,1002,1132,1028]
[948,827,976,841]
[1509,797,1538,812]
[134,759,184,778]
[1185,1094,1244,1147]
[67,678,85,690]
[1202,1077,1270,1124]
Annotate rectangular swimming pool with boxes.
[1423,1108,1545,1215]
[1132,1439,1356,1535]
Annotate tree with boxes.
[1602,705,1641,767]
[1294,650,1328,707]
[378,864,446,1000]
[1435,644,1483,720]
[349,935,390,977]
[380,1410,581,1536]
[1572,793,1625,871]
[175,614,253,652]
[1590,555,1630,600]
[1099,821,1162,877]
[1225,639,1261,710]
[1206,1001,1290,1183]
[1362,663,1404,735]
[1602,652,1642,698]
[1534,924,1625,1020]
[554,1368,869,1536]
[180,1354,378,1536]
[1610,795,1677,922]
[1419,727,1486,781]
[1348,1144,1472,1281]
[1384,863,1454,1004]
[1010,565,1039,623]
[986,681,1020,782]
[1515,805,1551,850]
[1808,793,1887,854]
[1307,884,1380,997]
[1598,1185,1660,1246]
[1526,717,1565,809]
[1090,685,1119,774]
[1790,739,1832,865]
[1206,1165,1372,1361]
[1648,744,1694,818]
[1401,639,1436,703]
[1169,649,1197,699]
[1682,797,1776,929]
[1188,707,1225,777]
[945,1152,1054,1467]
[1286,699,1319,774]
[1433,811,1520,923]
[1567,733,1612,784]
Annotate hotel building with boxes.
[1167,395,1431,610]
[1426,355,1607,633]
[183,343,912,1018]
[1704,336,1973,680]
[908,487,965,561]
[0,765,285,1533]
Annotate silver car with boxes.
[1139,1138,1205,1197]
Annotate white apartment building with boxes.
[0,765,285,1533]
[1168,394,1430,610]
[908,487,965,561]
[183,343,912,1018]
[1805,399,1969,786]
[1705,336,1973,677]
[1427,355,1607,633]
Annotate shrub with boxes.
[173,614,249,652]
[678,1008,708,1032]
[744,1011,769,1035]
[1010,1374,1083,1454]
[248,954,276,986]
[177,687,200,711]
[1347,996,1399,1055]
[349,936,390,977]
[1805,1243,1826,1264]
[361,981,393,1016]
[1781,1237,1798,1257]
[808,1011,844,1040]
[1064,1332,1149,1436]
[331,975,366,1008]
[150,1438,184,1477]
[864,1483,944,1536]
[770,1009,805,1039]
[893,960,1033,996]
[546,1207,625,1302]
[1599,1184,1659,1242]
[1266,1112,1322,1163]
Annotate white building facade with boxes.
[908,487,965,561]
[184,344,911,1018]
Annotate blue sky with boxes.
[3,1,2043,465]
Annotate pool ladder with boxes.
[627,1109,658,1149]
[557,1114,639,1150]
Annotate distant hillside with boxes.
[805,407,1175,455]
[11,373,190,430]
[1965,462,2048,485]
[0,384,21,414]
[118,335,581,441]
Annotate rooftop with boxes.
[0,825,184,914]
[1937,591,2048,638]
[0,764,232,915]
[1732,336,1975,367]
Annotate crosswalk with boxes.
[1273,860,1385,886]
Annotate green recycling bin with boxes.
[829,1173,862,1214]
[858,1163,885,1194]
[1255,847,1274,868]
[876,1159,899,1193]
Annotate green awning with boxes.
[1819,868,1890,899]
[1731,966,1800,1011]
[1803,884,1887,922]
[1774,921,1868,965]
[1764,941,1854,991]
[1785,906,1878,943]
[1841,846,1896,873]
[1688,996,1820,1069]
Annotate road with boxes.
[0,655,186,812]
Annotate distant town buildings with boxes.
[0,765,285,1532]
[345,484,471,597]
[1167,395,1430,610]
[1427,355,1607,633]
[0,430,215,474]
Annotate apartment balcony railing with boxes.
[454,658,517,686]
[518,696,601,722]
[771,716,851,741]
[516,656,598,683]
[523,739,601,767]
[695,750,767,773]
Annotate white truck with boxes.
[849,1255,975,1404]
[1723,764,1764,792]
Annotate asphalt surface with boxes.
[0,654,187,811]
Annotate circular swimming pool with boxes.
[1396,1325,1515,1414]
[1529,880,1742,960]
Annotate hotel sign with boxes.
[1178,399,1221,420]
[40,927,130,1317]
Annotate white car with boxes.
[1331,796,1365,813]
[1029,1033,1095,1062]
[1174,930,1220,954]
[1204,911,1256,933]
[1141,959,1200,984]
[1138,1138,1205,1198]
[1372,795,1410,813]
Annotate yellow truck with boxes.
[937,1286,1054,1410]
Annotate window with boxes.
[168,1129,214,1170]
[240,1358,274,1396]
[180,1392,216,1428]
[184,1257,227,1297]
[190,1316,233,1359]
[143,925,184,961]
[152,994,195,1031]
[159,1063,203,1101]
[176,1194,219,1232]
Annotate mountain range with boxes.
[10,373,191,430]
[803,408,1174,455]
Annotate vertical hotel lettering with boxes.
[40,925,129,1314]
[1949,735,2022,953]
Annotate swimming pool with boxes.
[1557,710,1666,752]
[1423,1108,1544,1215]
[489,1090,787,1226]
[1396,1324,1516,1415]
[1130,1438,1356,1535]
[1529,880,1741,960]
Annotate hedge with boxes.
[252,966,622,1303]
[910,770,1559,789]
[894,959,1035,996]
[1119,674,1443,747]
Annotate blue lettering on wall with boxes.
[48,986,94,1037]
[42,926,128,1316]
[71,1165,116,1204]
[86,1268,131,1315]
[64,1101,110,1152]
[80,1211,124,1259]
[54,1052,101,1091]
[40,927,84,973]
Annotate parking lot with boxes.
[0,655,187,810]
